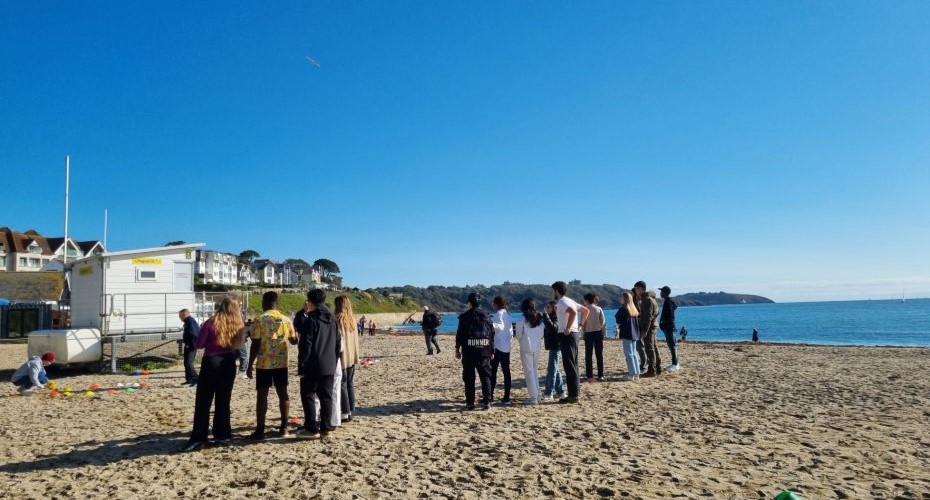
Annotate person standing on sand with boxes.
[516,299,545,405]
[246,291,298,440]
[679,326,688,343]
[616,292,641,381]
[658,286,680,372]
[422,306,442,355]
[752,327,759,342]
[335,295,360,422]
[183,297,245,452]
[179,309,201,386]
[296,289,342,438]
[238,299,250,379]
[634,281,661,378]
[455,292,495,411]
[490,296,513,405]
[582,293,606,382]
[358,316,366,336]
[294,301,311,332]
[369,320,376,336]
[541,301,566,401]
[552,281,589,404]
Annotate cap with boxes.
[659,286,671,294]
[633,281,647,290]
[41,352,56,363]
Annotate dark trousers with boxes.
[461,354,492,405]
[560,334,580,398]
[584,331,604,379]
[183,345,199,383]
[340,365,356,415]
[300,374,335,432]
[490,349,511,401]
[424,331,441,354]
[190,352,237,443]
[661,327,678,366]
[636,328,662,373]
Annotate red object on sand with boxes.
[139,381,150,389]
[141,369,151,375]
[288,417,302,425]
[89,383,102,390]
[49,391,61,397]
[107,389,118,395]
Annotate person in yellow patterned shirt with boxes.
[246,291,298,439]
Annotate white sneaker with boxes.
[621,374,637,382]
[524,398,539,405]
[665,364,680,373]
[18,387,36,397]
[557,392,568,400]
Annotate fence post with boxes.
[110,336,118,373]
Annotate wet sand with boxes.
[1,337,929,499]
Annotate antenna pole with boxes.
[64,155,70,264]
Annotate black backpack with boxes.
[542,313,560,350]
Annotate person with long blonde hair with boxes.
[615,292,642,381]
[183,297,245,452]
[335,294,360,421]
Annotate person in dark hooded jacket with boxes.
[296,289,342,437]
[455,292,495,410]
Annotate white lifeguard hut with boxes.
[28,243,204,372]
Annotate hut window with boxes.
[136,269,158,281]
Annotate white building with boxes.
[68,243,202,333]
[195,250,241,285]
[254,259,276,285]
[0,227,105,272]
[238,263,257,285]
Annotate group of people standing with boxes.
[452,280,682,409]
[180,290,361,452]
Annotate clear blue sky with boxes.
[2,1,928,302]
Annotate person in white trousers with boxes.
[516,298,546,405]
[314,358,342,429]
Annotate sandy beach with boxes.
[1,336,929,499]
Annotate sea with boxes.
[405,299,930,347]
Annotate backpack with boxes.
[542,313,560,350]
[425,311,442,329]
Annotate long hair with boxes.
[622,292,639,317]
[545,300,557,321]
[334,294,357,334]
[213,297,245,349]
[520,298,542,328]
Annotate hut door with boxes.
[173,262,193,292]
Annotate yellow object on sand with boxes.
[84,391,95,397]
[47,381,58,391]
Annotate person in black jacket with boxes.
[541,300,565,401]
[455,292,495,410]
[296,289,342,437]
[659,286,680,372]
[179,309,200,386]
[422,306,442,355]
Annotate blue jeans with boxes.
[622,339,640,376]
[544,349,564,396]
[13,372,48,389]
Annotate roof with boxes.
[77,240,105,253]
[70,242,205,262]
[0,227,53,255]
[0,272,64,301]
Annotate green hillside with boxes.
[245,290,420,317]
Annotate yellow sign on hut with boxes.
[131,257,162,266]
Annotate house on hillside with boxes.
[254,259,276,285]
[0,227,105,272]
[195,250,241,285]
[238,263,257,285]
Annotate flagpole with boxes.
[103,208,108,249]
[64,155,70,265]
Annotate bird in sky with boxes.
[305,56,320,67]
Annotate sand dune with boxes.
[1,336,929,499]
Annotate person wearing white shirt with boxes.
[490,296,514,404]
[516,299,546,405]
[582,293,607,382]
[552,281,590,404]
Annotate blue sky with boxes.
[2,1,928,302]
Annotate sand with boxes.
[1,336,929,499]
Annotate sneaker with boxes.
[665,364,680,372]
[181,441,205,453]
[621,374,637,382]
[341,413,351,421]
[436,349,441,354]
[558,396,579,404]
[587,377,598,383]
[501,398,511,405]
[279,428,294,439]
[523,398,539,405]
[246,431,266,441]
[465,404,475,411]
[295,428,321,439]
[482,403,491,411]
[557,392,568,399]
[641,371,656,378]
[213,438,233,446]
[239,372,248,379]
[18,387,36,397]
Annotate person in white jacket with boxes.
[490,296,513,404]
[516,299,546,405]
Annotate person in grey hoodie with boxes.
[11,352,54,396]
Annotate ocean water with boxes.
[412,299,930,347]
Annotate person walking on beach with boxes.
[582,293,606,382]
[422,306,442,355]
[552,281,590,404]
[634,281,661,378]
[368,320,376,336]
[336,295,361,422]
[455,292,495,410]
[516,299,546,405]
[183,297,245,452]
[616,292,641,381]
[358,316,366,336]
[246,291,298,440]
[11,352,54,396]
[296,289,342,438]
[679,326,688,343]
[541,301,566,401]
[752,327,759,342]
[490,296,513,405]
[179,309,201,386]
[658,286,680,372]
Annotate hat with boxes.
[423,306,430,311]
[41,352,56,363]
[659,286,671,294]
[633,281,647,290]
